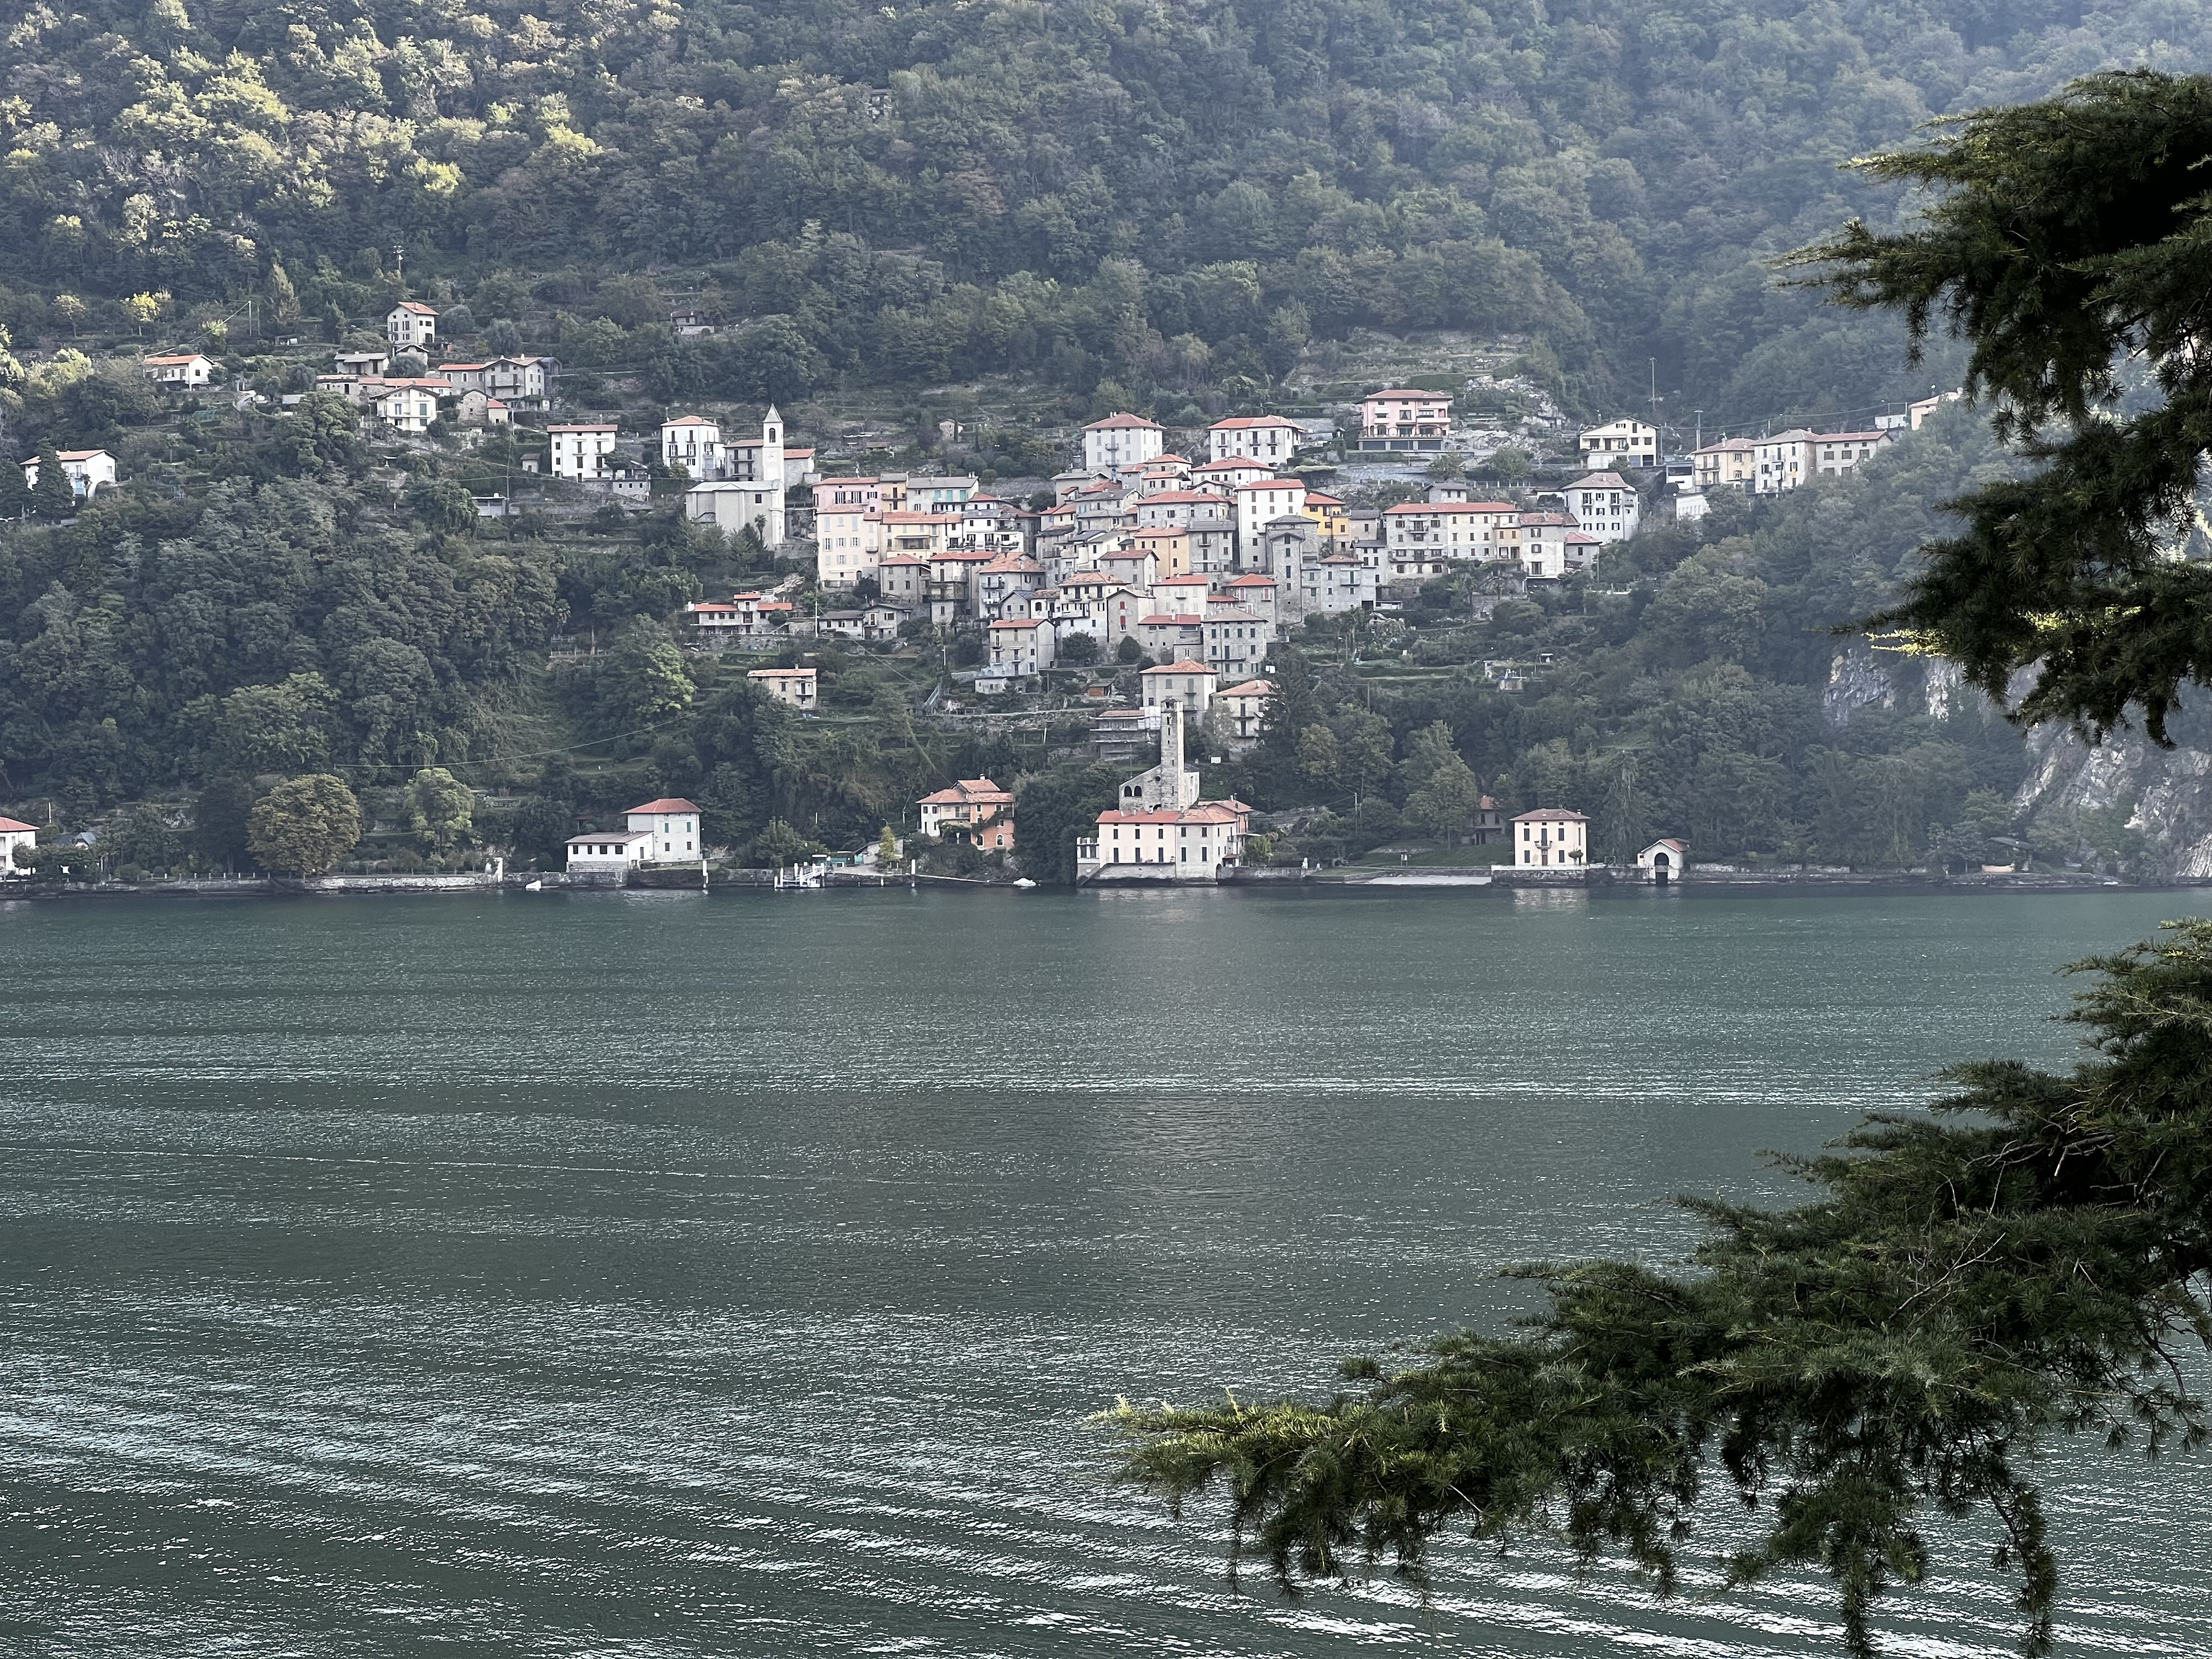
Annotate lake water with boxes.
[1,887,2207,1658]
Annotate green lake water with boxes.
[0,886,2205,1656]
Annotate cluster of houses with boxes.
[304,303,556,435]
[1580,392,1961,523]
[672,397,1666,684]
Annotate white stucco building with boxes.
[1207,415,1305,466]
[1562,473,1640,543]
[684,407,790,545]
[1381,500,1521,562]
[661,415,725,478]
[1514,808,1588,868]
[549,423,619,479]
[0,815,35,875]
[22,447,118,502]
[748,666,818,711]
[373,379,451,435]
[385,301,438,349]
[1140,659,1217,720]
[987,617,1056,678]
[1232,478,1306,564]
[1578,418,1659,469]
[565,828,651,873]
[1082,413,1165,473]
[625,796,702,862]
[142,353,215,389]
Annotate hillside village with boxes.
[1,293,1998,889]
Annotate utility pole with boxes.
[1694,409,1703,453]
[1649,358,1660,452]
[392,243,406,289]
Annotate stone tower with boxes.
[1120,699,1202,811]
[761,404,786,491]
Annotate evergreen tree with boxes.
[191,777,259,872]
[1797,69,2212,742]
[0,456,31,519]
[27,445,75,519]
[1117,920,2212,1657]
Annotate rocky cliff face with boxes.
[2016,720,2212,877]
[1832,649,2212,874]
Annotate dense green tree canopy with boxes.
[246,772,362,873]
[7,0,2208,414]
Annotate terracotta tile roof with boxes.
[1084,413,1163,430]
[1514,808,1589,822]
[0,816,36,832]
[1384,500,1516,515]
[1141,659,1215,675]
[1097,805,1242,825]
[626,798,701,815]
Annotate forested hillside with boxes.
[6,0,2208,418]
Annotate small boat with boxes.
[1012,878,1036,890]
[524,879,542,891]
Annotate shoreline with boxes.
[0,867,2194,902]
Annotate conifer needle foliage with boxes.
[1111,920,2212,1656]
[1793,70,2212,744]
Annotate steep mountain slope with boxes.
[5,0,2210,415]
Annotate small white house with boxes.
[661,415,726,478]
[565,828,650,873]
[1562,472,1640,544]
[373,378,451,434]
[386,301,439,349]
[748,666,818,711]
[1216,677,1273,744]
[22,448,118,501]
[1082,413,1165,474]
[987,617,1056,678]
[0,815,35,874]
[1637,837,1688,882]
[1207,415,1305,466]
[1578,418,1659,469]
[549,423,619,479]
[142,353,216,388]
[1140,659,1218,720]
[1514,807,1589,868]
[625,797,702,861]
